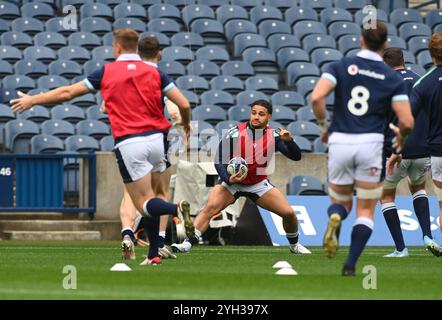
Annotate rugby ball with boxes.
[227,157,248,175]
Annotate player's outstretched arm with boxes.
[10,81,90,113]
[165,87,191,134]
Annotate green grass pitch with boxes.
[0,241,441,300]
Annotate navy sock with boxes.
[158,235,166,248]
[145,216,160,259]
[286,232,299,245]
[327,204,348,220]
[344,218,373,269]
[413,191,432,239]
[381,202,405,251]
[121,228,135,243]
[144,198,177,218]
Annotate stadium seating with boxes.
[34,32,67,50]
[80,3,114,20]
[86,105,109,124]
[287,62,320,85]
[17,105,50,123]
[171,32,204,50]
[292,135,312,152]
[271,91,305,109]
[195,47,230,65]
[303,34,337,54]
[41,119,75,139]
[236,90,268,105]
[76,119,110,139]
[0,104,16,146]
[30,134,64,154]
[65,135,100,153]
[2,75,35,91]
[227,105,250,122]
[157,60,186,78]
[192,105,227,125]
[267,34,301,53]
[4,119,40,153]
[425,9,442,30]
[100,135,114,151]
[250,6,283,25]
[0,60,13,77]
[51,105,85,124]
[287,121,321,141]
[245,76,279,95]
[215,120,239,137]
[187,60,220,80]
[200,90,235,109]
[233,33,267,56]
[210,75,244,94]
[271,105,296,125]
[287,175,327,195]
[221,61,255,80]
[148,3,181,21]
[1,32,33,49]
[0,46,23,63]
[216,5,248,26]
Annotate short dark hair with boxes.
[138,36,160,60]
[382,47,405,68]
[429,33,442,62]
[362,21,388,52]
[113,28,139,52]
[250,99,272,114]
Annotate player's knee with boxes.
[433,183,442,201]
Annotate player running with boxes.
[171,99,311,255]
[380,47,442,258]
[311,21,414,275]
[11,29,192,265]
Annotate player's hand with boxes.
[387,153,402,176]
[10,91,34,113]
[320,130,329,144]
[228,171,248,184]
[390,123,405,154]
[278,128,292,141]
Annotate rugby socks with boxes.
[413,190,432,239]
[158,231,166,248]
[327,204,348,220]
[381,202,406,251]
[145,216,160,259]
[286,232,299,245]
[344,217,374,270]
[144,198,178,218]
[188,228,202,246]
[121,227,135,243]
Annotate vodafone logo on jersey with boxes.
[127,64,137,70]
[347,64,358,75]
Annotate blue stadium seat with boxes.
[387,35,407,50]
[37,75,70,90]
[102,32,114,46]
[354,7,388,25]
[271,91,305,108]
[195,46,229,65]
[80,3,113,20]
[23,46,56,64]
[303,34,337,54]
[0,1,20,20]
[285,6,318,27]
[277,47,310,69]
[100,135,114,151]
[70,93,97,107]
[192,105,227,124]
[171,32,204,50]
[21,2,54,21]
[320,8,352,27]
[299,0,332,11]
[1,88,19,102]
[162,46,194,65]
[417,50,433,69]
[140,31,171,49]
[182,4,215,25]
[230,0,263,10]
[65,135,100,153]
[406,64,425,76]
[46,17,77,36]
[1,32,33,50]
[0,60,13,77]
[31,134,64,154]
[435,24,442,33]
[16,105,50,123]
[264,0,294,12]
[41,119,75,139]
[210,75,244,94]
[293,20,326,40]
[311,48,343,68]
[164,0,196,9]
[408,37,430,55]
[0,104,15,146]
[2,75,35,91]
[34,32,67,50]
[190,19,226,45]
[97,0,121,9]
[200,90,235,109]
[292,135,312,152]
[287,175,326,195]
[296,105,317,122]
[268,34,301,53]
[250,6,283,24]
[236,90,268,105]
[271,105,296,125]
[114,3,146,21]
[196,0,224,9]
[130,0,159,8]
[148,3,181,21]
[399,23,431,42]
[245,76,279,95]
[68,32,101,50]
[190,120,216,141]
[11,17,44,36]
[334,0,366,13]
[91,46,114,62]
[345,48,359,57]
[80,17,112,36]
[86,105,109,124]
[0,18,9,33]
[176,75,209,94]
[425,9,442,30]
[225,19,257,42]
[215,120,239,137]
[113,18,146,33]
[63,0,94,8]
[0,45,21,63]
[328,21,361,39]
[58,46,91,64]
[243,47,277,69]
[48,60,82,80]
[181,89,200,107]
[386,22,398,36]
[84,60,106,76]
[268,120,284,129]
[313,137,327,153]
[216,5,248,25]
[4,119,40,153]
[305,90,335,107]
[403,50,416,64]
[233,33,266,56]
[390,8,422,28]
[227,105,250,122]
[296,76,319,98]
[187,60,220,80]
[287,121,320,141]
[287,62,320,85]
[157,60,185,79]
[338,34,360,54]
[51,105,85,124]
[221,61,255,80]
[258,20,292,39]
[76,119,110,139]
[147,18,181,37]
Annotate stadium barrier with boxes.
[0,154,96,214]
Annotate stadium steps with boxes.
[1,230,101,241]
[0,212,78,220]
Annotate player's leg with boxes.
[119,186,138,260]
[255,186,311,254]
[171,184,236,253]
[431,156,442,234]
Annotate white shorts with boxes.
[431,156,442,182]
[221,179,274,202]
[114,133,167,183]
[384,157,430,189]
[328,133,383,185]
